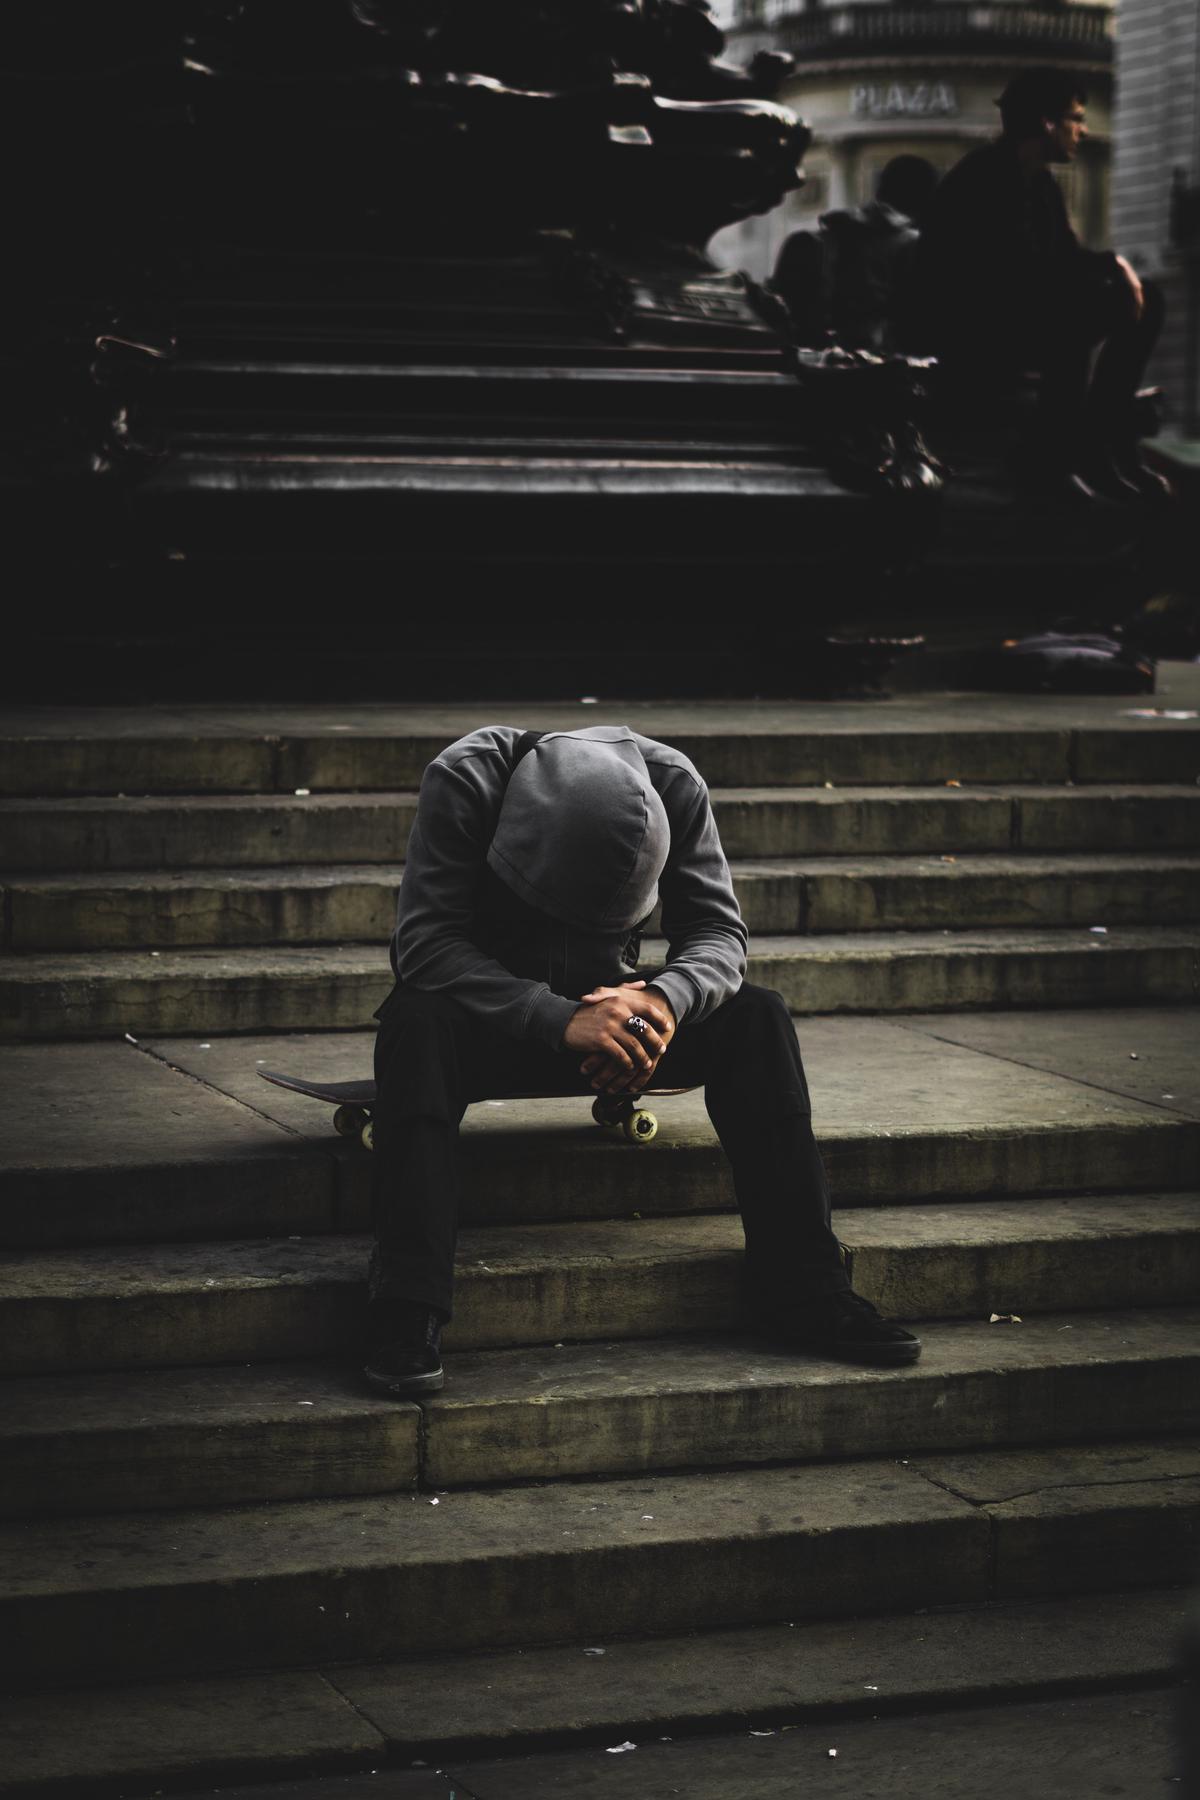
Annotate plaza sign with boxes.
[851,82,959,118]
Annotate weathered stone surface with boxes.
[1017,785,1200,852]
[0,1041,336,1248]
[137,1775,452,1800]
[911,1439,1200,1597]
[986,1477,1200,1597]
[0,1669,384,1798]
[5,1192,1195,1372]
[0,1593,1184,1795]
[0,792,419,872]
[5,929,1198,1039]
[795,853,1200,934]
[0,1361,420,1517]
[333,1587,1189,1757]
[3,1306,1195,1504]
[0,945,393,1039]
[713,786,1017,857]
[841,1194,1200,1317]
[5,866,403,952]
[910,1435,1200,1505]
[0,734,277,798]
[419,1311,1200,1486]
[8,852,1198,949]
[0,1461,988,1685]
[7,784,1192,875]
[0,1236,368,1374]
[450,1687,1182,1800]
[895,1006,1200,1120]
[2,694,1196,794]
[1075,726,1200,785]
[745,928,1200,1014]
[7,1017,1194,1248]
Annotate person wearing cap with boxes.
[364,724,920,1396]
[915,68,1169,502]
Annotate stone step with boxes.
[8,852,1198,951]
[1,1308,1196,1512]
[4,928,1198,1039]
[273,1589,1197,1770]
[417,1309,1200,1489]
[0,1360,422,1519]
[0,1439,1194,1687]
[0,1588,1186,1797]
[3,1201,1196,1377]
[6,1011,1196,1248]
[432,1687,1187,1800]
[3,698,1198,796]
[3,784,1196,872]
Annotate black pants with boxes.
[370,981,849,1320]
[940,273,1164,459]
[1031,272,1164,455]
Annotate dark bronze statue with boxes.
[3,0,946,692]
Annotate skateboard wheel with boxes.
[592,1098,622,1128]
[361,1120,375,1151]
[333,1104,368,1139]
[623,1108,658,1144]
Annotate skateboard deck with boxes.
[257,1068,690,1147]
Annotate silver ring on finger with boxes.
[626,1014,648,1037]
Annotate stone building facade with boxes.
[711,0,1115,276]
[1109,0,1199,436]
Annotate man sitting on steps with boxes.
[915,68,1169,503]
[365,724,921,1396]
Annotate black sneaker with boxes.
[765,1290,921,1366]
[363,1298,445,1397]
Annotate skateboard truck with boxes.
[591,1095,660,1143]
[257,1069,677,1149]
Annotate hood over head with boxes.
[487,727,670,932]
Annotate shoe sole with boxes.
[362,1363,446,1397]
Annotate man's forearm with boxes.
[395,928,577,1048]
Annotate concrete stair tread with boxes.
[2,1304,1196,1476]
[288,1587,1193,1757]
[5,1012,1198,1249]
[0,1665,388,1798]
[897,1007,1200,1111]
[3,1302,1197,1495]
[742,926,1200,955]
[5,1205,1196,1377]
[415,1307,1200,1484]
[3,691,1199,795]
[0,1589,1187,1795]
[4,1198,1197,1315]
[5,785,1197,873]
[440,1688,1184,1800]
[0,1357,422,1519]
[4,929,1199,1039]
[1,1438,1196,1687]
[145,1006,1200,1133]
[10,850,1200,886]
[426,1305,1200,1409]
[0,1451,996,1597]
[9,853,1197,950]
[9,926,1198,966]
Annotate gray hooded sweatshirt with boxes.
[391,725,747,1048]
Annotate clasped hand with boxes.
[562,980,677,1094]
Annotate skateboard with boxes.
[256,1068,690,1150]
